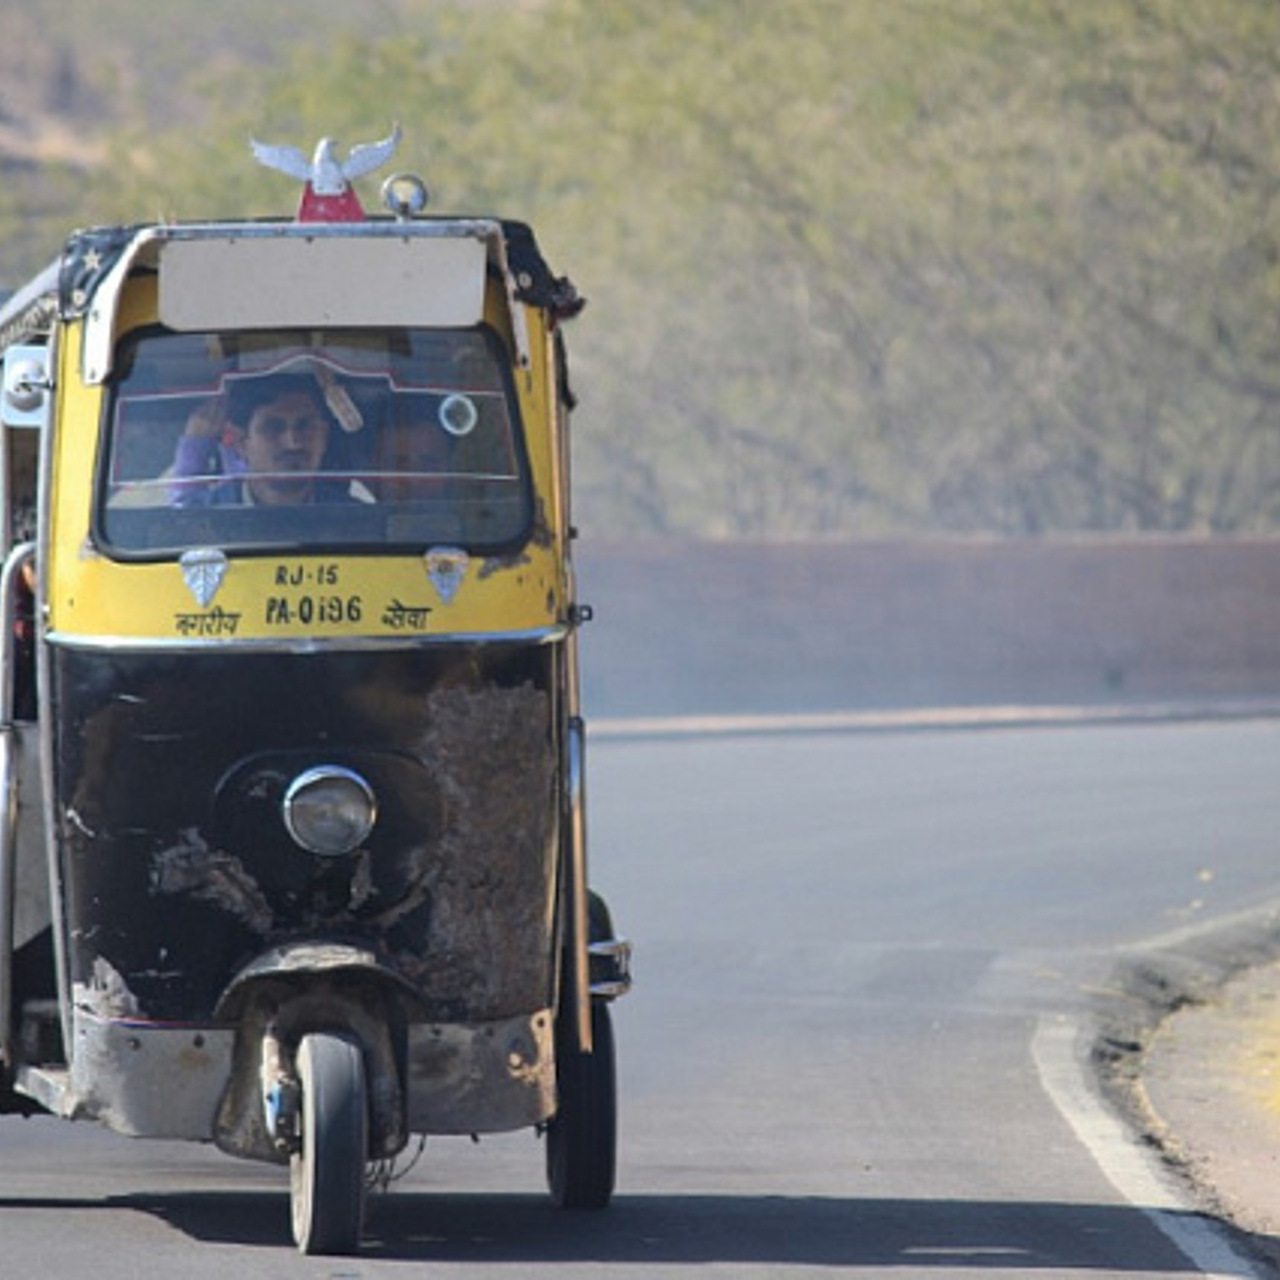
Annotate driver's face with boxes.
[242,391,330,505]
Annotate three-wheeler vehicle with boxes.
[0,129,629,1254]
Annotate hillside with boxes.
[2,0,1279,541]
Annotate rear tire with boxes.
[290,1032,368,1255]
[546,1000,616,1209]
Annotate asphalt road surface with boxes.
[2,717,1280,1278]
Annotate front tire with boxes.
[290,1032,368,1255]
[546,1000,617,1209]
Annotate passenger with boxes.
[12,557,36,722]
[373,407,453,502]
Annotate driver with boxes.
[239,381,332,506]
[170,375,341,507]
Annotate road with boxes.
[1,717,1279,1277]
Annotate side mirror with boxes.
[1,346,51,429]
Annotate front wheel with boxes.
[290,1032,368,1255]
[546,1000,617,1209]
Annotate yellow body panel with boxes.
[46,270,569,645]
[50,545,564,644]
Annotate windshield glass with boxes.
[98,327,531,556]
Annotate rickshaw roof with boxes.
[0,216,577,382]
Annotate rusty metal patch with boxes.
[395,681,557,1018]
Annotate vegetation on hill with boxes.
[2,0,1279,539]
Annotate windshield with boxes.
[98,328,531,556]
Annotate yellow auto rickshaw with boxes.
[0,129,630,1255]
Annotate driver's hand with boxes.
[184,398,229,439]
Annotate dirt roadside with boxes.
[1137,960,1280,1270]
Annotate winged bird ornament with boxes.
[250,126,403,222]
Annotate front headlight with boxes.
[282,766,377,857]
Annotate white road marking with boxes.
[1032,1016,1263,1278]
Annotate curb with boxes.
[587,699,1280,741]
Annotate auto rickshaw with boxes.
[0,129,630,1255]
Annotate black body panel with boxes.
[49,643,561,1024]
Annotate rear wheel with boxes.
[546,1000,616,1209]
[290,1032,368,1255]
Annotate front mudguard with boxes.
[212,942,418,1164]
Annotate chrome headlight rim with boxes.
[282,765,378,857]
